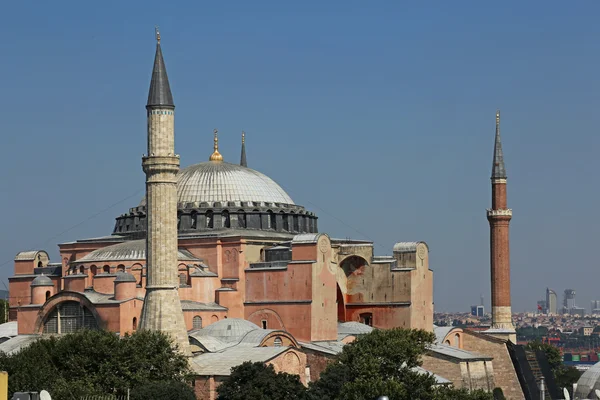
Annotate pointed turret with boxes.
[147,28,174,109]
[492,110,506,180]
[240,131,247,167]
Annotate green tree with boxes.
[308,328,492,400]
[130,380,195,400]
[525,340,561,369]
[526,340,581,392]
[217,361,307,400]
[492,387,506,400]
[0,329,191,398]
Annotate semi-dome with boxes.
[575,362,600,399]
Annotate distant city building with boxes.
[591,300,600,315]
[583,326,594,336]
[546,288,557,315]
[471,305,484,317]
[570,307,585,317]
[563,289,576,314]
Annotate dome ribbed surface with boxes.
[31,275,53,287]
[175,161,294,205]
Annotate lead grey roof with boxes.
[0,335,40,355]
[75,240,201,263]
[190,346,288,376]
[428,344,492,361]
[337,322,374,335]
[114,272,137,283]
[14,251,48,261]
[412,366,451,385]
[147,42,174,108]
[291,233,322,244]
[393,241,428,253]
[0,322,18,338]
[180,300,227,311]
[433,326,455,344]
[191,319,261,343]
[575,361,600,399]
[492,110,507,179]
[148,161,294,206]
[30,274,53,287]
[300,341,346,355]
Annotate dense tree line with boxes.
[218,328,495,400]
[0,330,195,399]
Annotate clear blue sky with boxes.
[0,1,598,312]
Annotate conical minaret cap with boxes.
[147,27,174,109]
[492,110,507,180]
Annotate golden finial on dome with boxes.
[209,128,223,162]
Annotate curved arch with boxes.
[247,308,285,331]
[34,291,105,334]
[258,330,299,348]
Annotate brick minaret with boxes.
[486,110,515,342]
[138,29,191,355]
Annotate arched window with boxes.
[293,214,299,232]
[90,265,97,276]
[222,210,231,228]
[206,211,214,228]
[360,313,373,327]
[43,301,99,334]
[237,210,246,228]
[117,265,125,273]
[37,261,43,268]
[281,212,289,231]
[191,212,198,229]
[177,212,182,230]
[79,266,85,274]
[132,317,137,331]
[268,210,276,230]
[454,333,460,348]
[274,336,283,347]
[179,273,187,286]
[45,291,51,300]
[103,265,110,274]
[193,316,203,329]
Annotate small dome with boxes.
[31,275,53,287]
[114,272,137,283]
[575,362,600,399]
[193,318,260,343]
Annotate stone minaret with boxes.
[486,110,515,342]
[139,29,191,355]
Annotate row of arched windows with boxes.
[176,209,314,232]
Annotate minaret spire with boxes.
[240,131,247,167]
[485,109,515,343]
[492,110,506,180]
[209,129,223,162]
[147,27,174,109]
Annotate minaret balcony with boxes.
[486,209,512,217]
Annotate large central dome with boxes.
[176,161,294,205]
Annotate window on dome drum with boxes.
[206,211,214,228]
[117,265,125,273]
[193,316,202,329]
[179,273,187,286]
[237,211,246,228]
[90,265,97,276]
[222,210,230,228]
[281,212,289,231]
[43,301,99,334]
[274,336,283,347]
[268,211,276,230]
[103,265,110,274]
[191,212,197,229]
[293,214,299,232]
[79,266,85,274]
[360,313,373,327]
[177,213,182,230]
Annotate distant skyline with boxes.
[0,1,598,312]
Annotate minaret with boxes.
[240,131,247,167]
[139,29,191,355]
[486,110,515,342]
